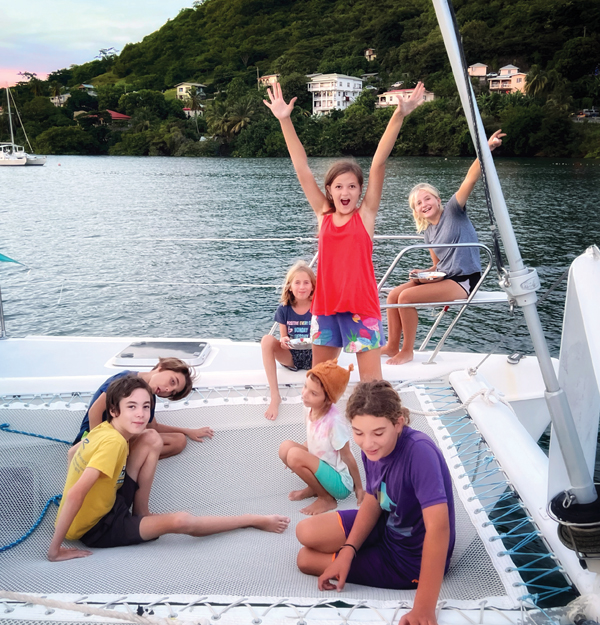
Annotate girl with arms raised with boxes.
[382,130,505,365]
[264,82,425,380]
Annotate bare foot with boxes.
[265,396,282,421]
[289,487,315,501]
[252,514,291,533]
[386,350,414,365]
[380,343,399,358]
[300,496,337,516]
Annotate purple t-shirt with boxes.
[274,303,311,340]
[363,426,455,573]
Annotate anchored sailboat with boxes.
[0,86,46,166]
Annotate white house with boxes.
[175,82,207,100]
[307,73,363,115]
[376,87,435,108]
[50,93,71,107]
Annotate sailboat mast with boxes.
[431,0,597,504]
[6,87,15,147]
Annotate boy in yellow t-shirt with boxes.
[48,375,291,562]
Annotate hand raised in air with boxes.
[488,129,506,152]
[264,82,297,120]
[396,82,426,118]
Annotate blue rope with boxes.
[0,495,62,553]
[0,423,71,445]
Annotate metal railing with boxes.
[377,242,501,364]
[267,234,423,336]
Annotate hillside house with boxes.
[488,65,527,94]
[468,63,489,83]
[307,73,363,115]
[364,48,377,62]
[77,84,97,97]
[50,93,71,107]
[258,74,279,88]
[183,107,203,118]
[376,87,435,108]
[175,82,207,100]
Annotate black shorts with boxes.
[284,348,313,371]
[448,272,481,296]
[80,474,150,548]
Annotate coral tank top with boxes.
[311,211,381,320]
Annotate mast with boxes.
[6,86,15,147]
[431,0,597,504]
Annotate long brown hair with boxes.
[324,160,364,212]
[280,260,316,306]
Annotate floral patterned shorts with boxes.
[310,313,384,353]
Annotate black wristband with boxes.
[342,543,358,557]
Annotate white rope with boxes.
[0,591,209,625]
[7,279,282,288]
[408,387,514,417]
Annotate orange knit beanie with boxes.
[307,359,354,404]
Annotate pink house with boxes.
[488,65,527,94]
[376,87,435,108]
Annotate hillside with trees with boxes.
[2,0,599,157]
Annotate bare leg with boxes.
[295,512,347,575]
[355,348,382,381]
[387,279,467,365]
[279,440,315,500]
[261,335,295,420]
[382,281,420,357]
[127,429,162,516]
[158,433,187,459]
[285,446,337,515]
[139,511,291,541]
[311,344,341,367]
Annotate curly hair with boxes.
[345,380,410,425]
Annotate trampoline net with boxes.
[0,392,510,604]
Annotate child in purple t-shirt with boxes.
[296,380,455,624]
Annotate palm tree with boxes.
[525,65,549,98]
[226,96,258,135]
[186,87,204,139]
[205,101,231,142]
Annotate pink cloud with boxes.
[0,68,48,87]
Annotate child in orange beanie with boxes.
[278,359,364,515]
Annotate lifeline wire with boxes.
[447,0,506,278]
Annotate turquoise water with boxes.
[2,156,600,478]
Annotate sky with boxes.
[0,1,192,86]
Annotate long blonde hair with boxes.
[408,183,442,233]
[280,260,316,306]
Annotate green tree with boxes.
[35,126,97,154]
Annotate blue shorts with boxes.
[315,460,352,500]
[311,313,384,353]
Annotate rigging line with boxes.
[8,89,35,154]
[446,1,506,278]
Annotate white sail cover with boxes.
[549,245,600,498]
